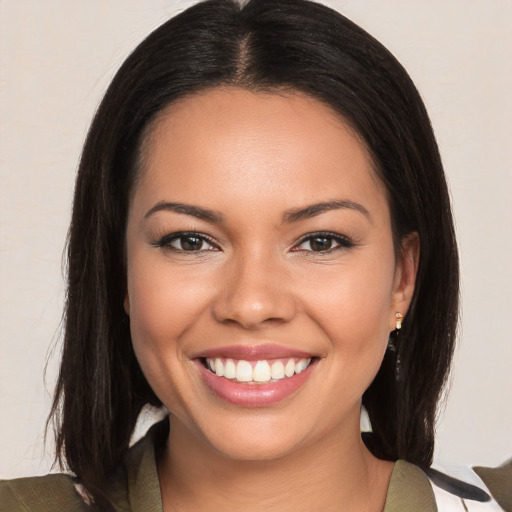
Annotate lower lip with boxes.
[196,360,317,408]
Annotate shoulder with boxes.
[385,460,506,512]
[473,457,512,512]
[0,419,168,512]
[384,460,438,511]
[0,473,88,511]
[0,468,129,511]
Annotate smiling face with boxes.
[124,88,418,461]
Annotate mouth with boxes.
[201,356,314,384]
[193,345,319,407]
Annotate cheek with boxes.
[300,249,396,364]
[126,262,212,410]
[128,273,177,347]
[125,257,205,377]
[127,254,211,338]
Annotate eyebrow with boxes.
[282,200,370,223]
[144,201,224,224]
[144,199,370,224]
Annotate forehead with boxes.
[133,87,387,220]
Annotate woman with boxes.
[0,0,505,510]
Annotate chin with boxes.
[176,409,314,463]
[208,430,306,462]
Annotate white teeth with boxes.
[270,361,285,380]
[205,357,313,383]
[295,358,310,374]
[253,361,271,382]
[224,359,236,379]
[214,358,224,377]
[284,359,295,378]
[236,360,253,382]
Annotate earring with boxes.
[387,312,403,352]
[390,313,403,382]
[395,312,403,330]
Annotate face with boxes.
[124,88,418,461]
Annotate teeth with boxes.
[214,358,224,377]
[270,361,285,379]
[224,359,236,379]
[253,361,271,382]
[236,360,253,382]
[284,359,295,378]
[205,357,312,383]
[295,359,309,374]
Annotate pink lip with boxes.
[194,343,314,361]
[195,357,318,408]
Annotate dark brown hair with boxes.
[49,0,459,507]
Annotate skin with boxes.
[124,88,419,511]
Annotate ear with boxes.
[124,293,130,316]
[389,232,420,331]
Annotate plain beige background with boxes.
[1,0,511,479]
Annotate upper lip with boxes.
[192,343,315,361]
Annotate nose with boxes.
[211,250,296,330]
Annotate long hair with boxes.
[49,0,459,506]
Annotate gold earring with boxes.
[395,312,403,330]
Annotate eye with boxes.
[293,232,354,253]
[153,232,219,252]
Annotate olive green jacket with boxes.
[1,419,499,512]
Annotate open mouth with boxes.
[195,349,319,407]
[201,357,317,384]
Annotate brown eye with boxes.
[293,232,354,253]
[179,235,204,251]
[309,236,333,251]
[154,232,218,252]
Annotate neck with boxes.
[158,413,394,512]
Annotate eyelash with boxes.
[152,231,355,254]
[151,231,219,252]
[292,231,355,253]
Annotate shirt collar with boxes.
[124,418,437,512]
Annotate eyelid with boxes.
[151,231,220,251]
[150,230,354,254]
[291,231,355,252]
